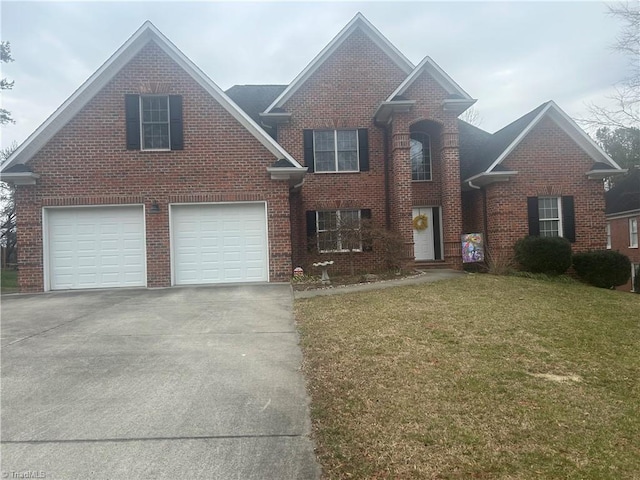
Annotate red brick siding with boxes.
[16,42,292,292]
[402,71,463,268]
[276,28,408,274]
[462,189,485,234]
[608,213,640,291]
[484,116,607,260]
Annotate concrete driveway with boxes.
[1,285,320,480]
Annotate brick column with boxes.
[15,186,44,292]
[390,117,415,268]
[440,126,463,269]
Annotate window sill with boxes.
[412,179,433,183]
[319,249,363,254]
[140,148,172,153]
[313,170,361,174]
[629,246,639,249]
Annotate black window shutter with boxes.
[306,210,317,252]
[361,209,372,251]
[358,128,369,171]
[562,196,576,242]
[125,94,140,150]
[169,95,184,150]
[527,197,540,236]
[303,130,314,172]
[432,207,442,260]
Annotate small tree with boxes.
[1,41,15,125]
[0,143,17,265]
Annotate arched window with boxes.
[410,132,431,181]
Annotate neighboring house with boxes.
[605,167,640,292]
[0,14,625,292]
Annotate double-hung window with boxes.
[527,196,575,242]
[317,210,361,252]
[306,209,372,253]
[125,94,183,151]
[410,132,432,181]
[313,130,358,172]
[303,129,369,173]
[606,223,611,249]
[538,197,563,237]
[630,218,638,248]
[141,96,170,150]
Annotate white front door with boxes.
[413,207,435,261]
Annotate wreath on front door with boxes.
[413,214,428,231]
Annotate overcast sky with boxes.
[0,1,630,150]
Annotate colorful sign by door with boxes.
[461,233,484,263]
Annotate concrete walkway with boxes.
[294,269,465,299]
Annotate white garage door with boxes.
[46,206,146,290]
[171,203,268,285]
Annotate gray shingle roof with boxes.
[225,85,287,124]
[606,167,640,214]
[458,102,550,180]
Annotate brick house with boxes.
[0,14,625,292]
[605,168,640,292]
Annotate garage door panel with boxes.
[47,207,145,290]
[172,203,268,285]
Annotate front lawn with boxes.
[296,275,640,479]
[1,268,18,293]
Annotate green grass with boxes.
[1,268,18,293]
[296,275,640,479]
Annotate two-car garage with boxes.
[44,203,268,291]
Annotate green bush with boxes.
[572,250,631,288]
[514,236,572,275]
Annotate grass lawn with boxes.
[296,275,640,479]
[1,268,18,293]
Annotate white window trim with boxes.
[606,223,611,249]
[629,218,638,248]
[140,95,171,151]
[316,209,363,253]
[539,196,563,238]
[410,132,432,182]
[313,130,359,173]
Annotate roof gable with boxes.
[386,56,474,102]
[264,12,414,113]
[461,101,623,182]
[2,22,302,173]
